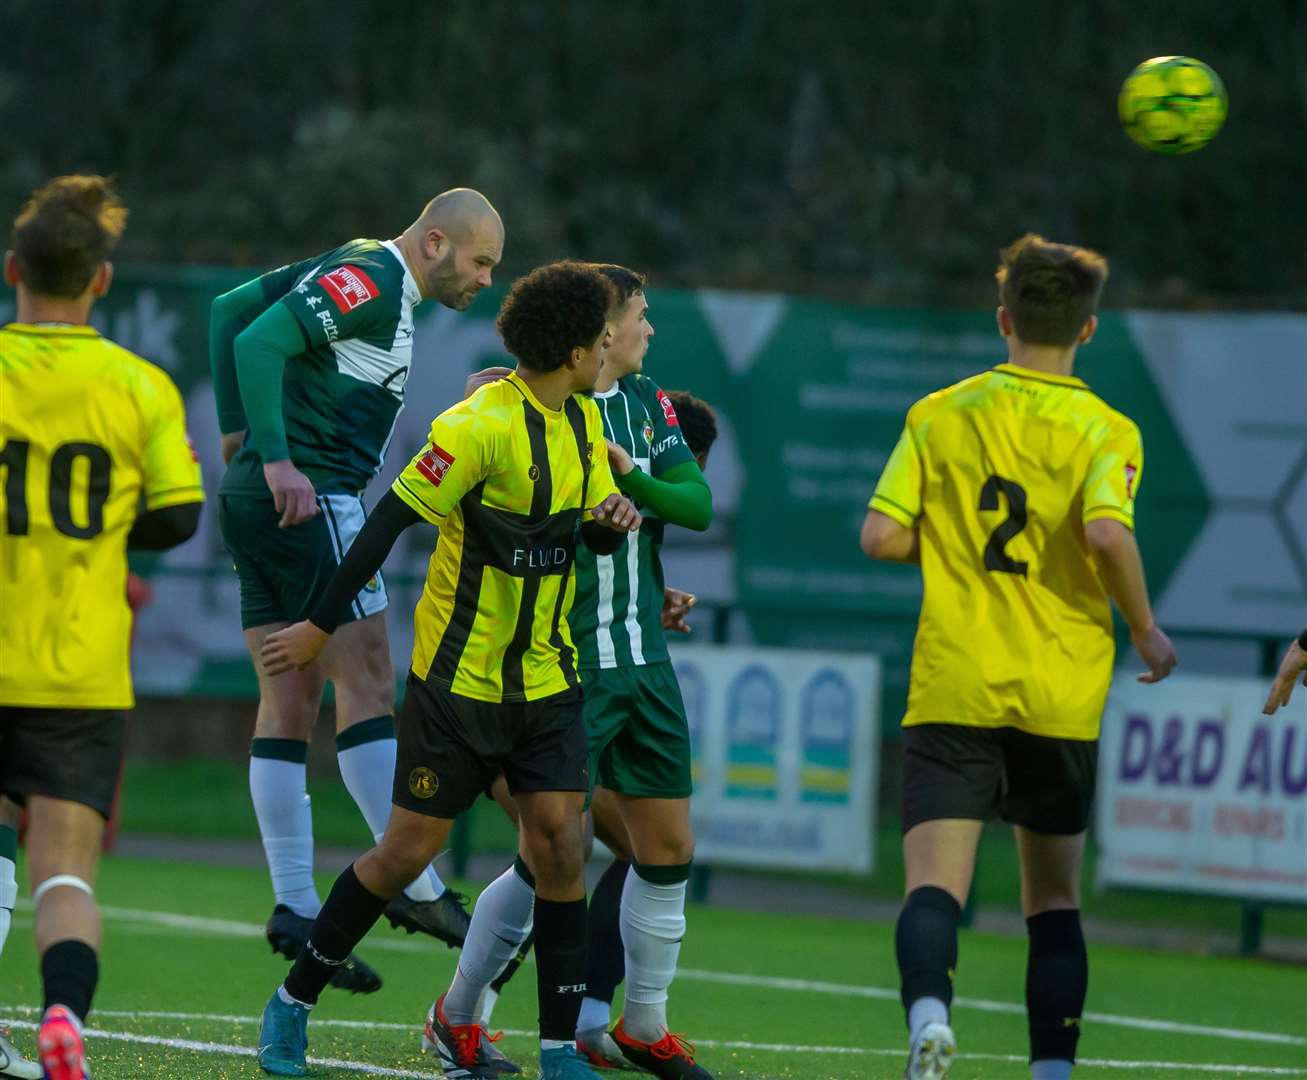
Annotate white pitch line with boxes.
[2,1010,1305,1077]
[675,968,1307,1048]
[2,1018,441,1078]
[15,901,1307,1049]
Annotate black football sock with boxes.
[534,896,588,1042]
[1026,909,1088,1065]
[41,939,99,1022]
[584,858,629,1006]
[895,885,961,1026]
[284,863,387,1006]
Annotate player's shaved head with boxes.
[414,188,502,245]
[400,187,504,309]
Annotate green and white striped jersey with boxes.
[220,238,420,497]
[571,374,696,670]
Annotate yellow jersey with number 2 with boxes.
[0,323,204,709]
[870,362,1142,741]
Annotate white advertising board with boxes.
[669,644,878,872]
[1096,674,1307,902]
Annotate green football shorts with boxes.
[583,661,693,799]
[218,493,388,631]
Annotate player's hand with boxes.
[662,586,697,634]
[263,459,320,528]
[261,620,330,676]
[464,366,513,400]
[590,494,641,532]
[1263,639,1307,715]
[606,439,636,477]
[1132,623,1178,684]
[220,430,246,465]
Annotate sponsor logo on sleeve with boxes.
[416,444,456,486]
[656,389,680,427]
[1125,463,1138,498]
[652,433,683,457]
[317,265,381,313]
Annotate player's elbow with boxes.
[857,512,899,559]
[1085,517,1133,558]
[686,486,714,532]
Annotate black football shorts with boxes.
[0,706,126,819]
[393,673,589,819]
[901,722,1098,836]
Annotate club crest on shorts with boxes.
[528,464,540,481]
[409,767,439,799]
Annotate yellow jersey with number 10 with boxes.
[870,363,1142,741]
[0,323,204,708]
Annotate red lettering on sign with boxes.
[318,265,380,313]
[1113,796,1192,832]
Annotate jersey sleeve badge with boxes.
[318,265,380,313]
[656,389,680,427]
[416,445,456,486]
[1125,463,1138,497]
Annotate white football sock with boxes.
[250,755,320,918]
[444,863,535,1025]
[478,987,500,1028]
[908,996,949,1045]
[619,868,687,1043]
[577,995,612,1036]
[336,732,445,901]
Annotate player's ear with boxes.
[2,250,19,288]
[90,261,113,299]
[995,306,1012,337]
[427,228,449,259]
[1078,314,1098,344]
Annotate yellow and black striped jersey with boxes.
[393,371,620,703]
[871,363,1142,741]
[0,323,204,708]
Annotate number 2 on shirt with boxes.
[979,473,1029,577]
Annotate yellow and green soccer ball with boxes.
[1119,56,1227,154]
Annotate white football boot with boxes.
[904,1020,956,1080]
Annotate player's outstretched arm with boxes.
[1084,518,1178,684]
[1263,632,1307,715]
[260,491,422,675]
[606,444,713,532]
[859,509,920,563]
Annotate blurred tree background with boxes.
[1,0,1304,308]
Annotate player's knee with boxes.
[1024,883,1080,917]
[523,816,585,881]
[371,839,434,891]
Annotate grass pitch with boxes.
[2,853,1304,1079]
